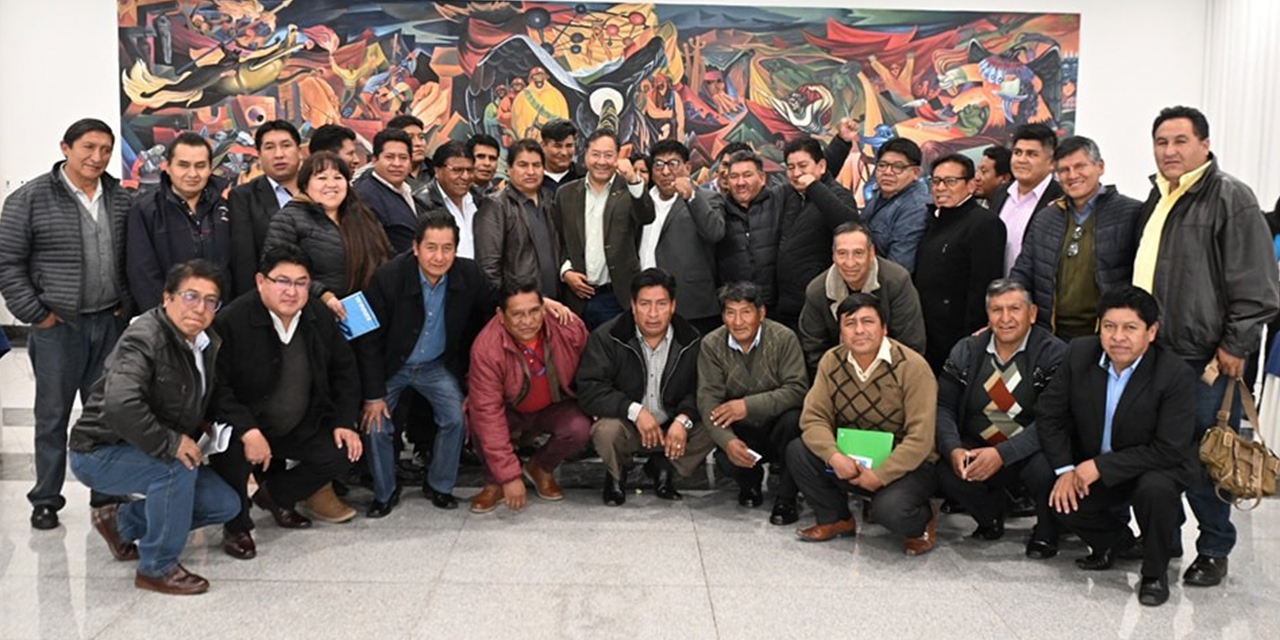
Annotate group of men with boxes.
[0,103,1275,608]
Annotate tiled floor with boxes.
[1,347,1279,640]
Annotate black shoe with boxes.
[939,497,967,515]
[769,500,799,526]
[1075,547,1116,571]
[737,484,763,508]
[1118,534,1184,560]
[1025,538,1059,560]
[971,520,1005,541]
[644,457,682,501]
[366,486,401,519]
[30,506,58,530]
[1139,575,1170,606]
[603,475,626,507]
[423,484,458,510]
[1183,555,1228,587]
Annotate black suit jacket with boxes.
[554,177,656,314]
[650,187,725,320]
[228,176,283,298]
[211,294,361,440]
[355,252,496,400]
[986,178,1065,216]
[1036,336,1198,488]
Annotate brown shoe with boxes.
[135,564,209,595]
[523,460,563,501]
[90,504,139,561]
[904,502,939,556]
[796,518,857,542]
[252,485,312,529]
[302,483,357,524]
[221,527,256,560]
[470,484,504,513]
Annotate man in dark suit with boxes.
[355,214,496,516]
[554,129,655,329]
[355,128,426,254]
[636,139,725,333]
[986,123,1063,274]
[228,120,301,298]
[1036,286,1196,607]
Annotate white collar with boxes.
[846,336,893,378]
[986,331,1031,366]
[270,309,301,344]
[373,170,413,198]
[1008,172,1053,202]
[187,330,212,352]
[728,325,763,354]
[59,166,102,203]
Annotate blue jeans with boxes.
[582,284,624,331]
[1185,360,1242,557]
[366,359,465,502]
[28,311,122,510]
[70,445,240,577]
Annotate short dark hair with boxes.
[415,212,461,245]
[432,140,472,168]
[783,137,824,164]
[716,142,751,163]
[1152,105,1210,140]
[508,138,545,165]
[466,133,501,156]
[982,145,1012,177]
[374,128,413,157]
[541,119,577,143]
[629,150,649,168]
[649,139,690,162]
[832,221,872,244]
[836,292,883,323]
[165,132,213,163]
[718,281,764,309]
[1054,136,1103,163]
[1011,123,1058,153]
[62,118,115,147]
[259,245,312,276]
[631,268,677,301]
[726,150,763,173]
[163,259,224,297]
[500,278,543,310]
[254,119,301,149]
[1098,286,1160,328]
[309,124,356,155]
[931,153,975,179]
[386,114,424,131]
[584,128,619,150]
[875,137,922,165]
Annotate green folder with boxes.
[836,428,894,469]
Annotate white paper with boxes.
[198,421,234,460]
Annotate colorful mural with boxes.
[117,1,1079,198]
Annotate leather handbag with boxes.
[1198,379,1280,509]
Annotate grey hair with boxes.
[717,281,764,309]
[1053,135,1103,164]
[985,278,1033,306]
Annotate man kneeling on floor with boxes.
[466,279,591,513]
[70,260,240,595]
[576,268,715,505]
[209,246,364,559]
[788,292,940,555]
[1037,286,1196,607]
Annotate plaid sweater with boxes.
[800,339,938,485]
[697,319,808,447]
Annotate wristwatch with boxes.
[675,415,693,430]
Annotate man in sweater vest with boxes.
[934,279,1066,558]
[697,281,809,525]
[788,292,940,555]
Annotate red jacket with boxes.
[465,313,588,483]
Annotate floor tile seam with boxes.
[961,581,1024,640]
[692,528,723,640]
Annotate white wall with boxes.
[0,0,1227,322]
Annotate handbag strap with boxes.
[1235,379,1266,448]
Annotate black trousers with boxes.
[935,450,1057,539]
[713,408,802,502]
[1054,469,1184,578]
[210,425,353,533]
[787,439,937,538]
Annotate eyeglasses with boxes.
[1066,224,1085,258]
[652,159,684,172]
[876,161,916,174]
[929,176,967,188]
[267,276,310,292]
[176,290,222,313]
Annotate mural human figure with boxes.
[511,67,570,140]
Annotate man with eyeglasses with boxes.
[827,119,929,272]
[69,260,240,595]
[636,139,725,333]
[208,246,364,558]
[913,154,1007,372]
[416,141,481,258]
[555,128,655,330]
[1009,136,1142,340]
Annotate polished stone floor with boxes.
[1,347,1278,640]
